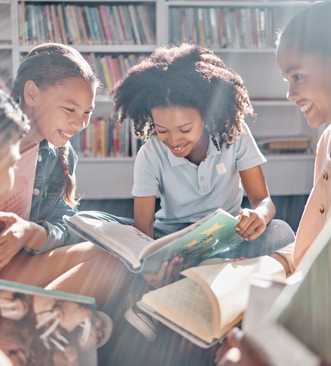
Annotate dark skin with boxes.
[135,106,275,288]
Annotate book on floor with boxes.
[65,208,245,273]
[135,256,286,348]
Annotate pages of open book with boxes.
[182,256,286,340]
[140,277,216,345]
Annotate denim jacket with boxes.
[29,140,80,253]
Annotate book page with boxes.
[68,215,153,268]
[141,278,215,344]
[183,256,286,339]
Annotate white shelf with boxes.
[263,154,314,195]
[0,44,12,50]
[252,100,293,107]
[167,1,311,7]
[215,48,276,53]
[75,154,315,198]
[79,157,134,163]
[76,158,135,199]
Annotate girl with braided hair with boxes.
[113,44,294,287]
[0,43,128,307]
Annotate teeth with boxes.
[299,102,313,113]
[60,131,72,138]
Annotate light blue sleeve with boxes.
[235,122,267,171]
[132,141,160,197]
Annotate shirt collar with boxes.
[166,135,221,167]
[39,139,58,156]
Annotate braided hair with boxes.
[113,43,253,150]
[12,43,98,207]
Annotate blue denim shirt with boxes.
[29,140,80,252]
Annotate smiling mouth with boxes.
[58,130,74,139]
[170,144,189,154]
[298,102,313,115]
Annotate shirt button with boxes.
[320,206,325,214]
[322,171,329,180]
[33,188,40,196]
[38,154,42,162]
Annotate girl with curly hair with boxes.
[113,44,294,286]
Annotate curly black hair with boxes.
[112,43,253,150]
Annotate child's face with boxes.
[25,77,96,147]
[151,106,204,158]
[277,47,331,128]
[0,138,21,198]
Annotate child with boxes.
[0,89,30,198]
[0,43,128,306]
[216,2,331,365]
[113,44,294,284]
[106,44,294,366]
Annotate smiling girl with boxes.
[113,44,294,279]
[0,43,127,306]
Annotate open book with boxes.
[65,209,244,273]
[136,256,286,348]
[0,279,103,366]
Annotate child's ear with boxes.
[23,80,41,107]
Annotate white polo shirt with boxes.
[132,122,266,225]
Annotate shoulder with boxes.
[234,122,257,147]
[316,125,331,159]
[136,136,166,162]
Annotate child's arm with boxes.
[133,196,156,238]
[134,195,183,287]
[237,165,276,240]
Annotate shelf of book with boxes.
[2,0,316,198]
[75,153,314,199]
[19,45,156,53]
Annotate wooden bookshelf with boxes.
[2,0,316,198]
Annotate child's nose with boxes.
[287,84,298,102]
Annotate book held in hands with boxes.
[65,209,245,273]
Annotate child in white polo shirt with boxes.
[112,44,294,286]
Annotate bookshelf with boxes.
[1,0,316,198]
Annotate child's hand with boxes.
[0,212,47,269]
[214,328,270,366]
[143,255,183,288]
[235,208,267,241]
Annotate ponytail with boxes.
[58,146,77,208]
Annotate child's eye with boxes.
[292,73,305,83]
[180,128,192,133]
[156,128,167,134]
[63,107,75,113]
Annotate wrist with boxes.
[23,223,48,254]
